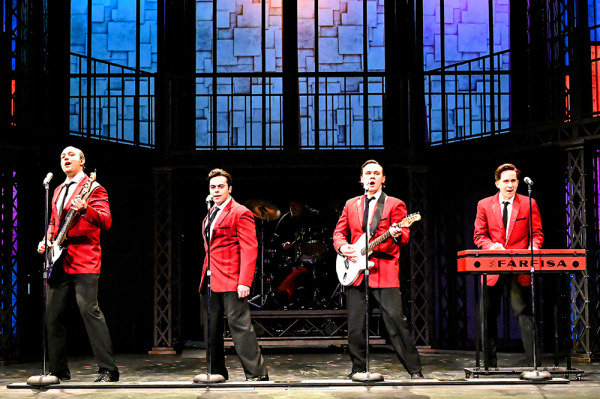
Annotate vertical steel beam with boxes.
[565,144,598,360]
[408,168,431,346]
[0,169,18,359]
[150,167,176,354]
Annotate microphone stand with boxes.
[353,189,383,382]
[27,178,59,386]
[520,181,551,381]
[194,201,225,384]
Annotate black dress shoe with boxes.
[49,370,71,381]
[246,375,269,381]
[410,371,424,379]
[94,370,119,382]
[347,371,364,379]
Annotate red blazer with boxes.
[47,176,112,274]
[199,198,258,292]
[333,194,410,288]
[474,193,544,286]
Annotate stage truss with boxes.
[409,168,432,347]
[0,170,18,359]
[566,144,599,361]
[150,168,180,354]
[223,309,385,347]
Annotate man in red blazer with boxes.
[333,160,423,379]
[474,163,544,367]
[199,168,268,381]
[37,146,118,382]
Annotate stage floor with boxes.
[1,347,598,398]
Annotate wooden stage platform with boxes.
[1,349,596,398]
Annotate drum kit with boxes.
[245,199,343,310]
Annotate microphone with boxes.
[206,194,214,210]
[524,177,534,185]
[43,172,53,185]
[363,181,370,193]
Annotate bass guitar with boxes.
[336,213,421,286]
[47,172,97,275]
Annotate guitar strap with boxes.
[58,180,100,227]
[368,192,387,238]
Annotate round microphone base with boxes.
[520,370,552,381]
[193,373,226,384]
[352,372,384,382]
[26,375,60,386]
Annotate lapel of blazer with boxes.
[211,199,234,244]
[491,194,506,241]
[52,184,63,208]
[355,197,365,230]
[54,176,87,216]
[506,194,521,243]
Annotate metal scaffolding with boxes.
[150,167,178,354]
[565,144,599,360]
[409,168,431,347]
[0,170,18,359]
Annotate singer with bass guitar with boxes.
[333,160,424,379]
[37,146,118,382]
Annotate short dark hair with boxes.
[494,163,521,181]
[208,168,232,186]
[361,159,385,176]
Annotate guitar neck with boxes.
[359,213,419,256]
[54,177,96,245]
[55,209,77,245]
[369,230,392,252]
[362,231,392,255]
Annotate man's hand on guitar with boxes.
[71,195,88,213]
[390,223,402,239]
[340,244,358,262]
[37,240,49,254]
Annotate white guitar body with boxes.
[335,213,421,286]
[336,233,374,286]
[48,242,66,267]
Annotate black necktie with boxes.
[502,201,509,229]
[363,197,374,233]
[205,207,219,238]
[59,182,75,217]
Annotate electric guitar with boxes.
[336,213,421,286]
[47,172,97,275]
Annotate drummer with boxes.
[271,197,322,306]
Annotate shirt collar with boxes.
[215,196,232,211]
[367,190,383,202]
[498,193,514,206]
[64,171,85,185]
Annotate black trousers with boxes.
[46,271,117,374]
[200,290,267,379]
[346,285,422,375]
[485,275,541,367]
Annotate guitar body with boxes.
[336,233,374,286]
[47,242,67,278]
[335,213,421,286]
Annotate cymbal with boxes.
[245,199,281,220]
